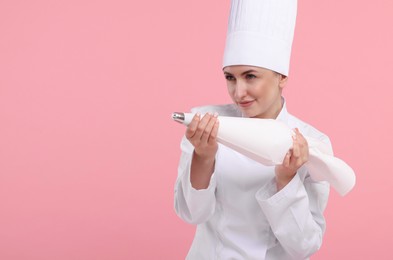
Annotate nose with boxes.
[234,81,247,100]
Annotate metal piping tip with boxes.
[172,112,185,124]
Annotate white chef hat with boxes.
[222,0,297,76]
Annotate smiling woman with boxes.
[223,66,287,119]
[173,0,337,259]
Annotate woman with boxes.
[174,0,330,259]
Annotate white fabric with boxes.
[222,0,297,76]
[174,100,330,259]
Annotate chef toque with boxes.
[222,0,297,76]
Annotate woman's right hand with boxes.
[185,112,220,160]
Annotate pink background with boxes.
[0,0,392,259]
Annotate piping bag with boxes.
[172,112,356,196]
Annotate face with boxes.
[223,65,287,119]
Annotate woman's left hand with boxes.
[275,128,309,191]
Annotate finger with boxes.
[295,128,307,145]
[294,129,309,158]
[295,128,304,137]
[292,136,300,158]
[193,112,212,140]
[293,133,306,168]
[185,113,200,139]
[208,116,220,144]
[284,150,291,167]
[201,113,218,143]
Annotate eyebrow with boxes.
[223,69,258,76]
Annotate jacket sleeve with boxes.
[256,169,329,259]
[174,134,218,224]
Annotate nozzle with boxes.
[172,112,185,124]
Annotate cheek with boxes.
[250,83,266,99]
[258,82,278,97]
[227,85,235,98]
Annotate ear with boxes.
[278,74,288,89]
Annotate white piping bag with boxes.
[172,112,356,196]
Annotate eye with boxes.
[225,75,235,81]
[245,74,256,80]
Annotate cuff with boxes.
[255,172,303,206]
[181,149,218,198]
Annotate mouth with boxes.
[238,100,255,108]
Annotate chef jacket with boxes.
[174,98,331,260]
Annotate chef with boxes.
[174,0,330,259]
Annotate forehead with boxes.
[223,65,268,74]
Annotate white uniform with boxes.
[174,99,331,260]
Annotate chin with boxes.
[238,105,264,118]
[241,110,258,118]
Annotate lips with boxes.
[238,100,254,108]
